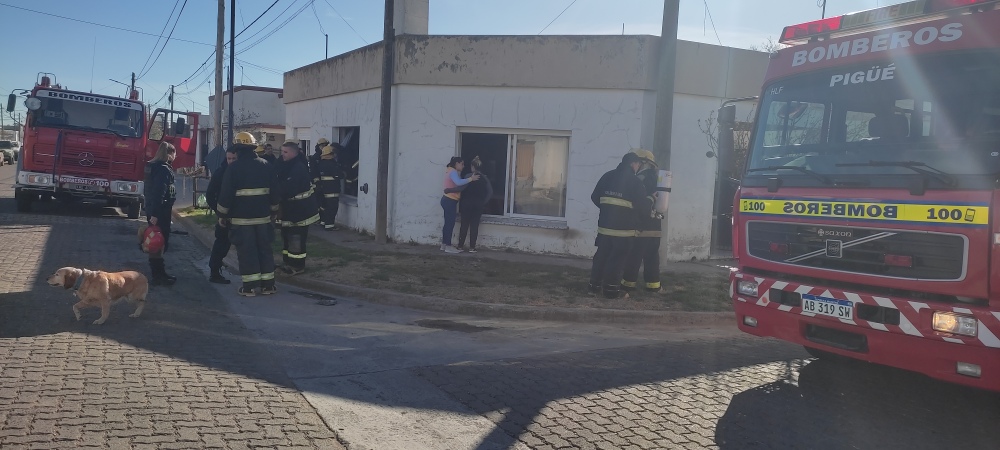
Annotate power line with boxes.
[538,0,579,35]
[138,0,190,80]
[237,0,302,47]
[702,0,723,45]
[321,0,368,45]
[310,1,326,35]
[137,0,182,78]
[237,0,282,40]
[238,0,313,56]
[0,2,211,46]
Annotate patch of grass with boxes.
[177,207,217,228]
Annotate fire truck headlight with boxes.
[24,97,41,111]
[737,280,759,297]
[25,174,52,186]
[114,182,140,193]
[932,312,978,337]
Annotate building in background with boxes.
[283,1,766,261]
[207,85,286,149]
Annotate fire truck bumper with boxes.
[731,270,1000,392]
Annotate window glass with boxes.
[35,94,144,138]
[511,135,568,218]
[748,51,1000,181]
[459,131,568,219]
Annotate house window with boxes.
[459,131,569,219]
[332,126,361,197]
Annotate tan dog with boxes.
[46,267,149,325]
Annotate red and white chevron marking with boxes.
[731,271,1000,349]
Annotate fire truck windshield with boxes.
[747,50,1000,187]
[33,93,144,138]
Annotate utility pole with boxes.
[227,0,236,146]
[375,0,395,244]
[652,0,679,252]
[169,85,174,111]
[214,0,225,148]
[325,34,329,59]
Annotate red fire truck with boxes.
[731,0,1000,391]
[5,73,199,218]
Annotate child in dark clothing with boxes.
[457,156,493,252]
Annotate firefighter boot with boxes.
[208,266,231,284]
[149,258,176,286]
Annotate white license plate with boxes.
[801,294,853,320]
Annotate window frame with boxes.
[458,127,571,221]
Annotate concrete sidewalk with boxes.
[172,205,735,327]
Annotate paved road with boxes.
[3,163,1000,449]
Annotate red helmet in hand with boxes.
[141,225,165,254]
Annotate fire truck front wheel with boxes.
[15,189,35,213]
[126,201,141,219]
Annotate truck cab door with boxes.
[145,109,199,168]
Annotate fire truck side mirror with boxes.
[6,94,15,113]
[173,117,187,136]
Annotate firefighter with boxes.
[589,152,649,299]
[144,142,179,286]
[256,143,278,165]
[276,142,320,275]
[310,138,330,225]
[205,147,237,284]
[621,148,664,293]
[315,144,346,230]
[217,132,281,296]
[310,138,330,174]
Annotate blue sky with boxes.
[0,0,885,120]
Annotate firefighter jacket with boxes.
[315,157,345,198]
[590,163,649,238]
[217,149,280,225]
[205,161,228,212]
[635,167,661,237]
[143,160,176,219]
[277,154,320,227]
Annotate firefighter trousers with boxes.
[589,235,633,299]
[229,223,276,290]
[319,195,339,229]
[209,223,231,271]
[621,236,661,291]
[281,225,309,271]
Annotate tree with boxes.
[699,105,757,177]
[749,37,782,55]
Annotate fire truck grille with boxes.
[746,221,966,280]
[60,152,111,172]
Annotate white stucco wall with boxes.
[284,89,383,231]
[388,84,653,256]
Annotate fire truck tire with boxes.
[15,190,34,213]
[126,201,141,219]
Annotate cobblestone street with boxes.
[3,163,1000,449]
[0,180,344,449]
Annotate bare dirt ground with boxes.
[180,208,731,312]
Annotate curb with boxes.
[173,209,735,326]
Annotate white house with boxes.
[207,85,287,147]
[282,8,766,261]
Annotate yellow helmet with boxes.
[234,132,256,145]
[631,148,655,164]
[316,138,330,146]
[321,145,335,156]
[254,144,266,154]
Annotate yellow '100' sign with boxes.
[739,198,989,226]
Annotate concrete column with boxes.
[393,0,428,36]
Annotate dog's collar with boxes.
[72,270,88,291]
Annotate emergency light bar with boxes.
[779,0,1000,44]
